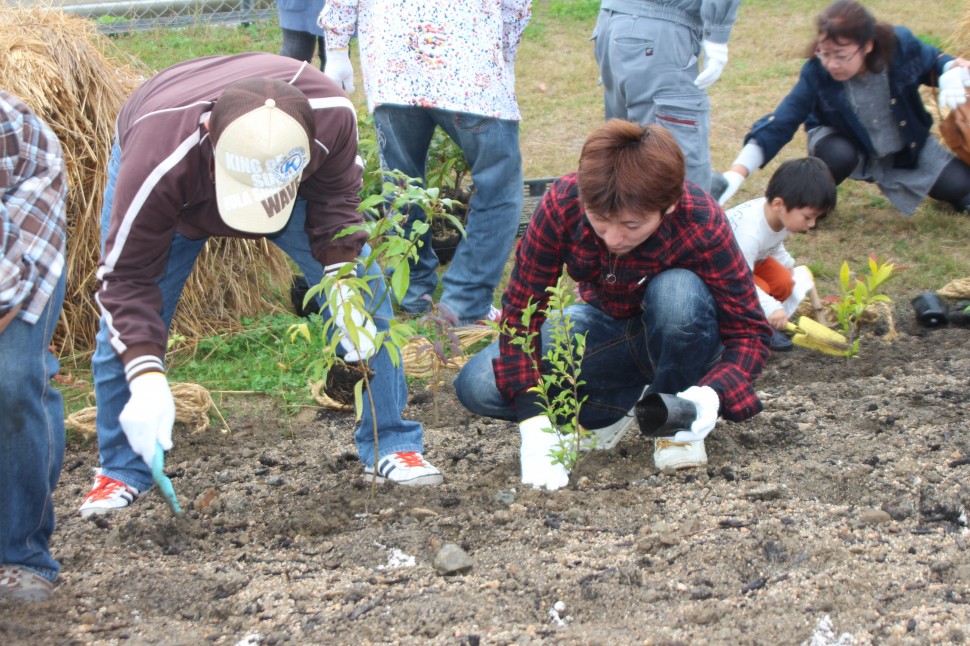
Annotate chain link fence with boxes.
[31,0,276,34]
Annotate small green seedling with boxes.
[504,277,591,472]
[289,171,465,495]
[830,256,898,357]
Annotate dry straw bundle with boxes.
[1,6,291,358]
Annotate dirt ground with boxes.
[3,300,969,645]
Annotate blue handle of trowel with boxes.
[151,441,183,515]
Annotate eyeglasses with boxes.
[816,45,863,65]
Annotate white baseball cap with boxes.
[209,77,313,234]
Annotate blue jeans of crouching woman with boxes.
[92,144,424,493]
[374,105,524,326]
[0,272,66,583]
[455,269,723,427]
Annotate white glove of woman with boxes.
[324,48,355,93]
[939,66,970,110]
[695,40,729,90]
[119,371,175,467]
[518,415,570,491]
[717,170,746,206]
[671,385,720,443]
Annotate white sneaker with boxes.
[580,412,637,451]
[78,469,140,518]
[653,438,708,471]
[364,452,443,486]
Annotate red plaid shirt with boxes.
[494,173,770,422]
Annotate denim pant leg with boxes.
[269,198,424,467]
[372,105,440,314]
[92,141,207,492]
[641,269,722,394]
[0,272,65,582]
[455,302,649,427]
[434,110,523,325]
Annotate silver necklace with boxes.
[604,253,618,284]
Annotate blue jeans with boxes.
[93,143,424,492]
[0,272,65,583]
[374,105,523,325]
[455,269,722,427]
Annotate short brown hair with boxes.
[577,119,685,217]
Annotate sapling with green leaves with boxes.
[289,171,465,489]
[504,277,591,473]
[830,256,897,357]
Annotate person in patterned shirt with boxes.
[0,90,67,602]
[319,0,532,326]
[455,120,770,490]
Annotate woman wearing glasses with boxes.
[716,0,970,215]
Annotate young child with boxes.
[725,157,837,351]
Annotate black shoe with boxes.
[770,329,794,351]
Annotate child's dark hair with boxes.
[765,157,837,216]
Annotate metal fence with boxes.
[28,0,276,34]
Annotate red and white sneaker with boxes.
[78,469,140,518]
[364,451,443,486]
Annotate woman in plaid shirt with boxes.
[456,120,770,490]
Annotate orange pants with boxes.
[754,257,794,301]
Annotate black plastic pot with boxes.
[635,393,697,437]
[911,291,947,327]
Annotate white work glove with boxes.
[717,170,746,206]
[671,385,720,443]
[324,48,355,93]
[325,263,377,362]
[518,415,570,491]
[694,40,729,90]
[119,372,175,468]
[938,66,970,110]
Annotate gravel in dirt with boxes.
[2,303,969,645]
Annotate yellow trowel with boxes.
[784,316,850,356]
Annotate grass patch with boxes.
[165,312,317,413]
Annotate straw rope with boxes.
[937,277,970,300]
[314,326,498,410]
[65,383,228,437]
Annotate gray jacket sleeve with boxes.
[700,0,741,43]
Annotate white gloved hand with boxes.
[324,48,355,93]
[718,170,746,206]
[938,66,970,110]
[695,40,729,90]
[518,415,570,491]
[326,265,377,361]
[119,371,175,468]
[671,385,720,443]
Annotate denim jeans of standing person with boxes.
[374,105,523,326]
[0,271,66,584]
[92,143,424,493]
[279,29,326,70]
[455,269,723,426]
[593,9,713,190]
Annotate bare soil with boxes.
[3,301,969,645]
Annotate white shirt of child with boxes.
[725,196,797,317]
